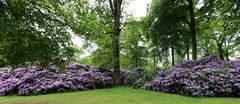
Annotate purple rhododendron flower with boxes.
[141,56,240,97]
[0,63,113,96]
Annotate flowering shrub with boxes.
[132,70,159,88]
[123,68,146,86]
[227,61,240,68]
[0,63,113,96]
[143,56,240,97]
[174,60,197,68]
[67,63,90,70]
[122,68,160,88]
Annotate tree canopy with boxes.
[0,0,239,71]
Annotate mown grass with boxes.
[0,87,240,104]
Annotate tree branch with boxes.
[108,0,114,14]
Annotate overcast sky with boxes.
[126,0,152,17]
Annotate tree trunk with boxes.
[135,43,138,68]
[112,13,121,86]
[112,35,120,85]
[225,48,230,61]
[217,43,224,60]
[224,43,230,61]
[187,0,197,60]
[153,48,156,68]
[225,53,230,61]
[109,0,122,86]
[171,45,175,66]
[186,44,190,60]
[135,54,138,68]
[187,50,190,60]
[153,57,156,68]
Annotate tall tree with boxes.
[121,18,149,69]
[187,0,197,60]
[145,0,191,66]
[108,0,123,85]
[0,0,77,67]
[198,0,240,60]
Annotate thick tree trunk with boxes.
[171,45,175,66]
[109,0,122,86]
[112,14,121,86]
[187,0,197,60]
[112,35,120,85]
[217,43,224,60]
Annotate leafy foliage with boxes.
[145,0,192,64]
[0,0,79,67]
[122,68,159,88]
[120,18,150,69]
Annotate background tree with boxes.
[145,0,240,64]
[0,0,79,67]
[188,0,197,60]
[145,0,192,66]
[198,0,240,60]
[108,0,123,85]
[121,18,149,69]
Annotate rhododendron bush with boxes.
[1,56,240,97]
[122,68,160,89]
[122,56,240,97]
[0,63,113,96]
[143,56,240,97]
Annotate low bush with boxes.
[123,68,146,86]
[0,63,113,96]
[122,68,160,89]
[143,56,240,97]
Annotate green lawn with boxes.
[0,87,240,104]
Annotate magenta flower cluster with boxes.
[0,63,113,96]
[143,56,240,97]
